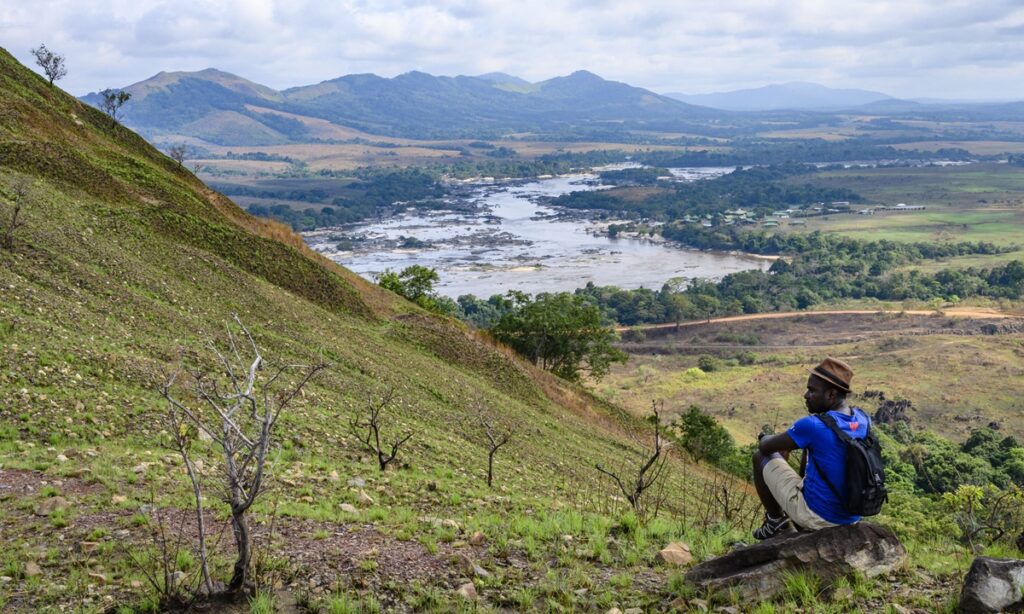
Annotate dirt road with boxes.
[617,308,1022,333]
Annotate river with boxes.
[304,168,771,298]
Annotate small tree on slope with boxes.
[161,314,324,592]
[30,44,67,86]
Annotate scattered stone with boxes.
[473,565,490,579]
[34,496,69,516]
[88,572,107,585]
[131,463,148,474]
[454,554,475,575]
[339,503,358,514]
[833,586,854,601]
[357,490,374,507]
[889,605,912,614]
[111,495,127,505]
[605,609,622,614]
[469,531,486,546]
[170,571,186,587]
[80,541,100,554]
[691,598,709,612]
[24,562,42,577]
[456,582,477,600]
[130,580,143,589]
[329,470,340,482]
[624,608,643,614]
[713,607,738,614]
[685,523,907,600]
[300,496,314,503]
[56,454,68,463]
[441,519,461,532]
[0,577,12,584]
[657,542,694,566]
[561,534,574,544]
[347,477,365,488]
[959,556,1024,613]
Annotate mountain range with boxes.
[81,68,715,145]
[665,82,893,111]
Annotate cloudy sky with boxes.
[5,0,1024,100]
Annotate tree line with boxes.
[551,164,863,220]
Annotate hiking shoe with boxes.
[753,513,792,541]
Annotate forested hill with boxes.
[80,68,718,143]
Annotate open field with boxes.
[891,140,1024,155]
[187,139,695,177]
[779,163,1024,267]
[600,312,1024,444]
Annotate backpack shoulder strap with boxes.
[816,412,854,443]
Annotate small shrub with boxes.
[737,350,757,365]
[697,355,722,372]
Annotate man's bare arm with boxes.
[758,432,798,457]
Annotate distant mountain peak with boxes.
[565,70,604,81]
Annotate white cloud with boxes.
[4,0,1024,99]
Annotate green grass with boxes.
[781,164,1024,269]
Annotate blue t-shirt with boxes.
[787,408,871,525]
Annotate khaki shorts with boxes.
[763,457,836,531]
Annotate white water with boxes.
[306,169,770,298]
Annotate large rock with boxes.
[685,523,906,600]
[959,557,1024,613]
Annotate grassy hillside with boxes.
[0,48,767,612]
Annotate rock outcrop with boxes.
[685,523,906,599]
[958,557,1024,613]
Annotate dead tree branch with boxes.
[349,386,413,471]
[476,406,512,488]
[2,179,30,250]
[595,400,669,523]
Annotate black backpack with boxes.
[809,412,888,516]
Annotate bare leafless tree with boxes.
[30,44,67,87]
[2,179,30,250]
[161,314,324,592]
[99,88,131,127]
[168,144,187,168]
[349,387,413,471]
[474,405,513,488]
[595,401,670,523]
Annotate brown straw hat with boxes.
[810,357,854,393]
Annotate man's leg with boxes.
[752,450,783,518]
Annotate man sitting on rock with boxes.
[751,357,871,540]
